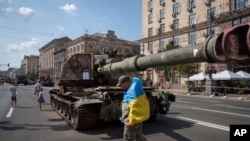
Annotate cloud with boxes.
[59,3,77,15]
[17,6,34,19]
[57,25,65,31]
[4,6,12,12]
[0,0,12,16]
[100,16,108,21]
[7,38,40,52]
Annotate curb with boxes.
[171,92,250,102]
[158,89,250,101]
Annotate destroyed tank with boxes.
[49,23,250,130]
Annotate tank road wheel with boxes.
[63,103,69,117]
[71,104,98,130]
[50,95,54,107]
[50,95,56,109]
[53,97,58,109]
[60,101,64,114]
[70,108,78,125]
[68,104,74,121]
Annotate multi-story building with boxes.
[39,30,140,85]
[141,0,250,86]
[21,55,39,76]
[39,36,71,82]
[53,37,72,84]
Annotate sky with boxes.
[0,0,142,71]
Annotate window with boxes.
[148,14,153,23]
[160,9,165,19]
[233,17,247,26]
[148,0,153,11]
[172,74,179,84]
[173,19,179,29]
[207,7,216,21]
[235,0,248,10]
[99,45,105,52]
[148,41,153,53]
[117,47,121,54]
[148,28,153,37]
[173,36,180,46]
[160,24,165,33]
[173,3,180,14]
[189,14,196,25]
[189,0,196,8]
[160,0,165,5]
[189,32,196,44]
[159,39,165,49]
[207,27,215,37]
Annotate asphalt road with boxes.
[0,83,249,141]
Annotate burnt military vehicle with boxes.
[49,53,174,130]
[49,23,250,130]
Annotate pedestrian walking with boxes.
[10,83,17,108]
[116,75,149,141]
[34,79,42,99]
[37,87,45,111]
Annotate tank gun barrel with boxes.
[98,23,250,73]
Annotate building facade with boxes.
[141,0,250,86]
[66,30,140,59]
[39,30,140,85]
[53,37,72,84]
[21,55,39,76]
[39,37,71,82]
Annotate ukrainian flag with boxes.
[124,77,150,125]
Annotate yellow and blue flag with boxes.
[123,77,150,125]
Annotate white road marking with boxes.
[215,104,250,111]
[225,105,250,111]
[176,100,194,104]
[6,107,14,118]
[166,114,229,131]
[192,107,250,118]
[178,98,221,103]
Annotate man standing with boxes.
[116,75,149,141]
[10,83,17,108]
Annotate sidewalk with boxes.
[159,88,250,101]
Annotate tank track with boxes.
[50,94,98,130]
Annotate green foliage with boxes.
[177,63,201,78]
[239,79,249,86]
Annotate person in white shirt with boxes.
[10,83,17,108]
[34,79,42,99]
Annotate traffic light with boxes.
[7,63,9,67]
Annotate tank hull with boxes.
[49,86,172,130]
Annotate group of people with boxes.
[9,79,45,110]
